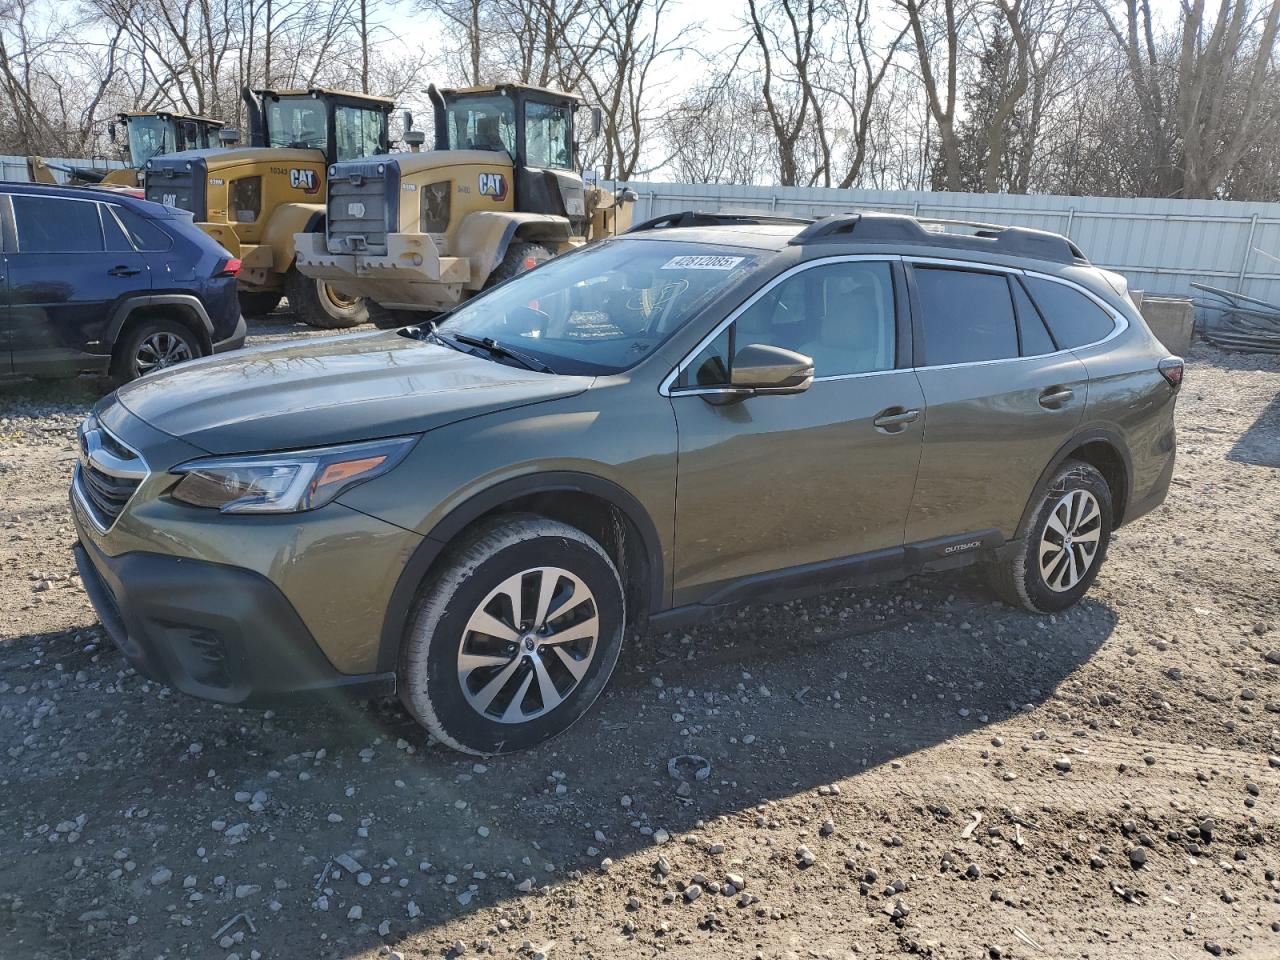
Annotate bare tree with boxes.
[1094,0,1280,198]
[895,0,971,190]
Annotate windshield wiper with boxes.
[442,332,556,374]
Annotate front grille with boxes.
[327,158,399,255]
[73,420,148,531]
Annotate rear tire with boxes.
[283,265,369,329]
[986,459,1113,613]
[237,290,283,319]
[399,516,625,755]
[110,317,202,385]
[485,241,552,288]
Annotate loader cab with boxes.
[432,83,589,223]
[112,112,225,165]
[255,88,393,165]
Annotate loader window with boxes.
[127,116,170,163]
[335,105,387,161]
[266,97,328,151]
[524,101,571,169]
[445,95,516,156]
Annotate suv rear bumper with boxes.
[213,315,247,354]
[293,231,471,311]
[73,532,395,706]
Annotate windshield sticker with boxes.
[660,255,744,270]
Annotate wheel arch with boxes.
[376,471,665,674]
[107,295,215,356]
[261,202,325,274]
[454,211,572,288]
[1016,429,1134,538]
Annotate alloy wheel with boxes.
[135,332,193,373]
[457,566,599,723]
[1038,489,1103,592]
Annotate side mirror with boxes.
[730,343,813,394]
[591,106,603,139]
[108,121,118,144]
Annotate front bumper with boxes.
[73,530,395,705]
[293,231,470,311]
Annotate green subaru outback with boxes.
[71,211,1182,754]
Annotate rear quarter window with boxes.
[113,206,173,251]
[1022,276,1116,348]
[914,266,1019,365]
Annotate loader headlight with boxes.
[170,437,416,514]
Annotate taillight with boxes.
[215,257,241,278]
[1158,357,1184,388]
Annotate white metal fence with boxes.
[620,181,1280,307]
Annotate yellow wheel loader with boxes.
[143,88,395,327]
[105,112,228,188]
[26,113,226,191]
[294,82,635,325]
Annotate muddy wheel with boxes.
[485,241,552,288]
[237,290,283,319]
[283,266,369,329]
[398,515,624,755]
[986,460,1113,613]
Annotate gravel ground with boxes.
[1,318,1278,960]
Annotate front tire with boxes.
[987,460,1112,613]
[283,265,369,329]
[399,516,625,755]
[485,241,552,288]
[110,317,202,384]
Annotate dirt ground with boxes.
[1,316,1278,960]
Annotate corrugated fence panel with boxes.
[621,181,1280,307]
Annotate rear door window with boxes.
[12,195,104,253]
[1022,276,1116,348]
[913,266,1019,365]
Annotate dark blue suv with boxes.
[0,183,245,383]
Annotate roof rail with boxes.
[789,212,1087,264]
[627,210,815,233]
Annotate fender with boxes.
[106,294,215,345]
[1014,426,1134,538]
[374,471,666,674]
[454,211,573,289]
[260,202,326,274]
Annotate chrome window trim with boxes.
[72,419,150,534]
[659,253,1131,397]
[905,257,1128,370]
[661,254,901,398]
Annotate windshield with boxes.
[433,240,762,375]
[445,94,516,154]
[127,116,172,163]
[266,96,328,150]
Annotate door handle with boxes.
[873,407,921,433]
[108,265,141,277]
[1038,387,1075,409]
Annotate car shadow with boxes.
[0,567,1116,956]
[1226,389,1280,468]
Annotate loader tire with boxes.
[284,266,369,329]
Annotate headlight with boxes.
[169,437,416,514]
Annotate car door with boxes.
[668,256,927,606]
[903,260,1090,546]
[6,193,149,375]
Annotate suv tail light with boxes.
[215,257,241,278]
[1158,357,1184,388]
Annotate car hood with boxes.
[114,331,593,454]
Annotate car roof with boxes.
[625,210,1089,266]
[0,180,177,217]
